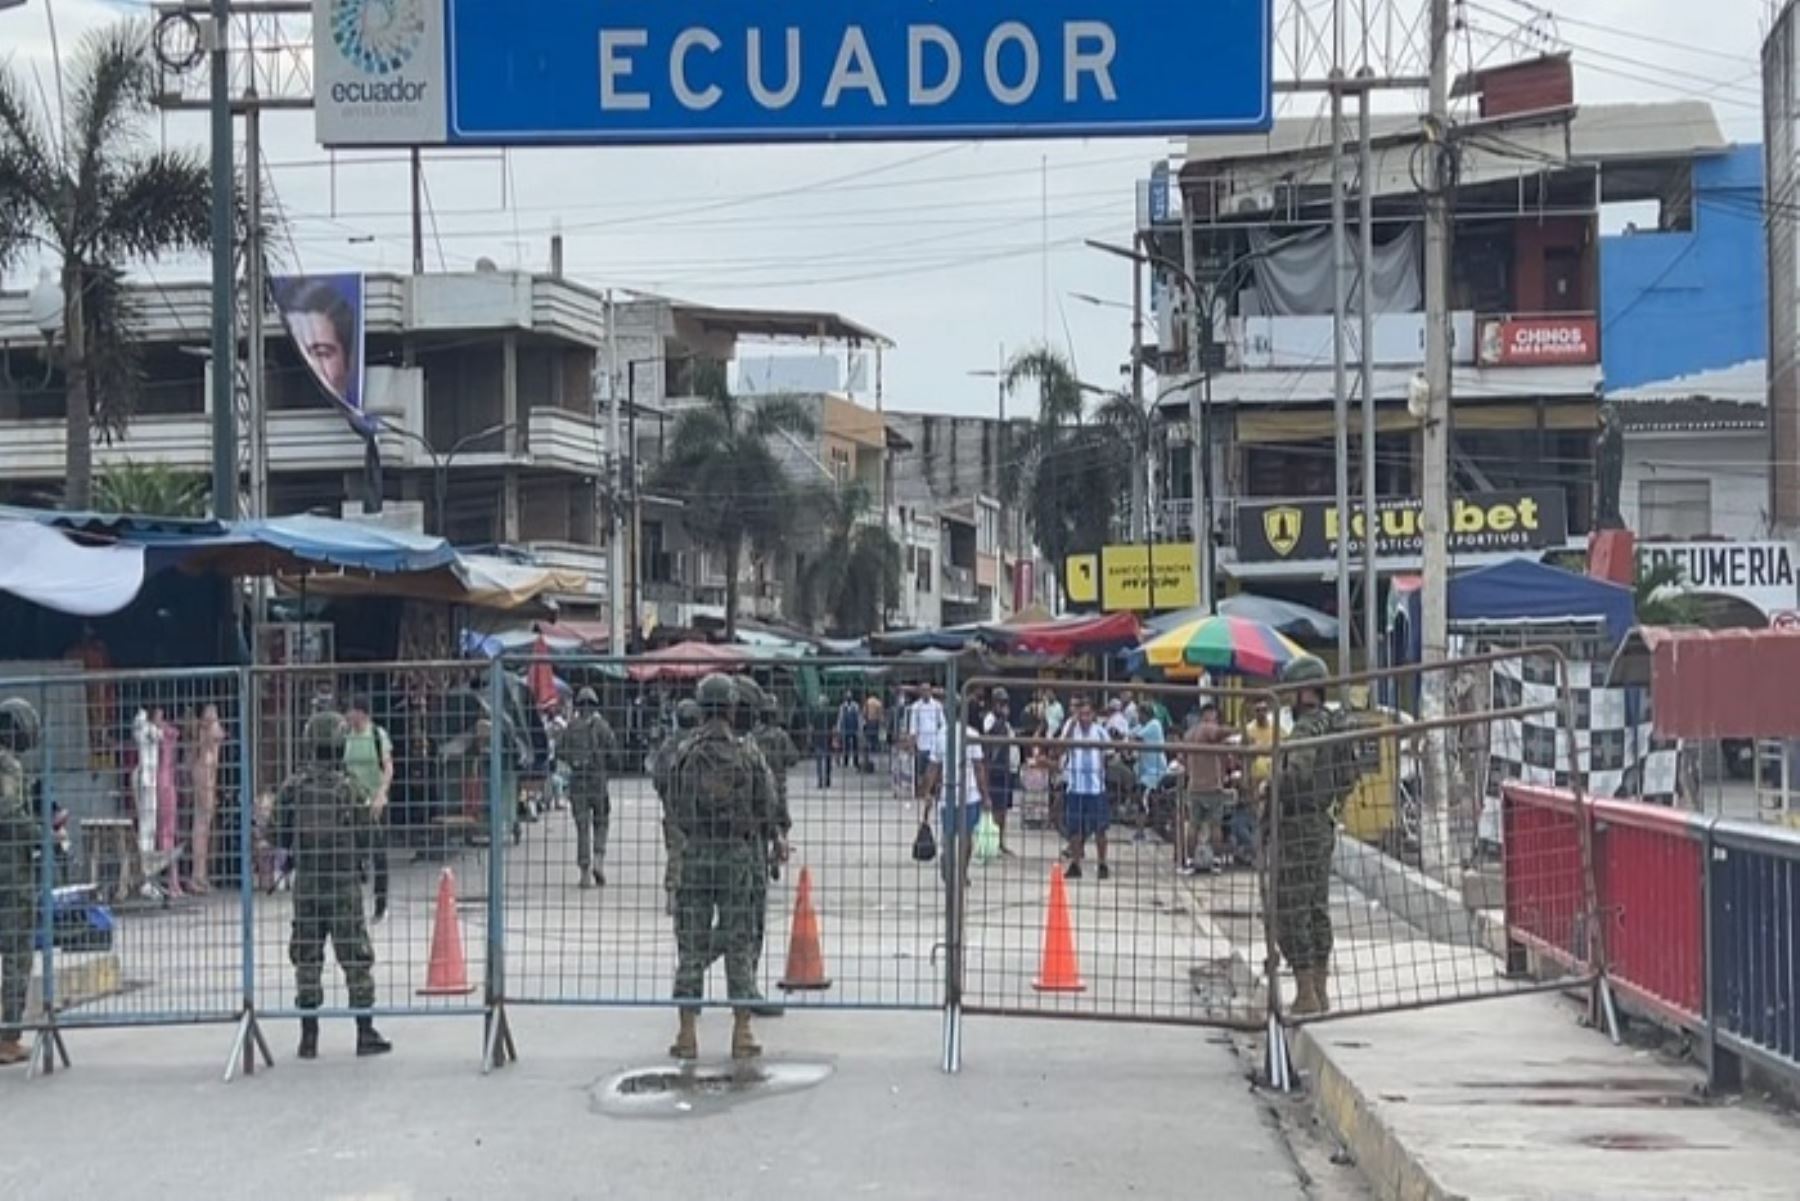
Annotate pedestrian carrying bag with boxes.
[912,819,937,863]
[973,812,1002,864]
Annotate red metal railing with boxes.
[1502,784,1591,972]
[1591,798,1707,1028]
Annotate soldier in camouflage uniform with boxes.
[560,687,619,888]
[1272,655,1361,1017]
[665,674,781,1061]
[651,699,703,916]
[0,698,39,1067]
[278,710,391,1059]
[739,679,796,1018]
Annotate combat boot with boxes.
[1290,970,1324,1017]
[669,1010,698,1060]
[355,1016,392,1057]
[297,1017,319,1060]
[731,1009,762,1060]
[0,1037,28,1067]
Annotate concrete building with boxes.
[1147,63,1731,628]
[885,411,1046,625]
[1602,144,1770,543]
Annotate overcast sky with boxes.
[0,0,1773,417]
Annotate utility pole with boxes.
[606,290,625,656]
[1330,77,1354,671]
[1181,203,1212,612]
[1421,0,1455,868]
[410,149,425,275]
[208,0,236,521]
[1359,82,1380,672]
[245,84,267,522]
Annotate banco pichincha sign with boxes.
[313,0,1273,146]
[1236,491,1569,564]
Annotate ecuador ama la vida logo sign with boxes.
[315,0,448,145]
[312,0,1274,148]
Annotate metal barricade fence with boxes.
[954,677,1271,1031]
[2,669,246,1057]
[1707,817,1800,1093]
[496,655,949,1014]
[246,662,495,1030]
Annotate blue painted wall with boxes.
[1600,145,1767,391]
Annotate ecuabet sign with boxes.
[313,0,1273,147]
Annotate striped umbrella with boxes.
[1141,614,1308,679]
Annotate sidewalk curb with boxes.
[1289,1023,1470,1201]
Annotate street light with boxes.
[1068,291,1133,312]
[380,419,519,537]
[1086,237,1274,614]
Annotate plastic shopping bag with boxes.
[973,812,1002,864]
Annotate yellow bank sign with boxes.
[1237,491,1569,564]
[1065,544,1197,611]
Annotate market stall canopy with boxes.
[238,515,457,575]
[869,625,984,655]
[732,627,815,659]
[0,517,146,616]
[1389,558,1635,662]
[1607,626,1800,739]
[988,612,1142,656]
[1147,595,1339,643]
[537,619,613,650]
[627,640,748,682]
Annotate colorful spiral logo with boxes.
[330,0,427,78]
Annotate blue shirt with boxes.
[1135,718,1167,789]
[1063,719,1107,795]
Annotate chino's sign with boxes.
[1638,541,1800,622]
[1477,315,1599,366]
[1236,491,1570,564]
[313,0,1274,147]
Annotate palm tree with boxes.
[92,460,210,518]
[653,368,815,639]
[797,483,901,634]
[1002,346,1131,593]
[1634,558,1704,627]
[1092,387,1158,541]
[0,21,212,510]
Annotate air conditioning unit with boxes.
[1232,189,1278,216]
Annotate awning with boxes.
[627,641,748,682]
[987,612,1142,656]
[0,518,147,616]
[243,515,457,575]
[1608,626,1800,740]
[455,555,589,609]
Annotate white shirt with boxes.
[1044,700,1065,735]
[908,696,945,746]
[1063,719,1107,795]
[1105,711,1131,741]
[927,724,985,807]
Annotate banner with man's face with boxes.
[273,273,369,434]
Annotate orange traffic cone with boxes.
[418,867,476,996]
[778,868,833,992]
[1031,866,1087,993]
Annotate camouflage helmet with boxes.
[733,677,767,712]
[695,673,737,717]
[305,710,347,755]
[1279,655,1331,688]
[575,686,600,710]
[674,699,702,729]
[0,697,41,754]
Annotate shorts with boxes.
[1188,789,1231,827]
[988,770,1015,813]
[1064,791,1111,838]
[940,803,983,838]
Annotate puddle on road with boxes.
[590,1060,834,1120]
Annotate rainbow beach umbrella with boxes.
[1141,614,1308,679]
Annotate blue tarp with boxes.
[243,515,457,575]
[1394,558,1636,662]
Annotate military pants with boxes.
[672,840,766,1006]
[291,890,376,1011]
[661,818,685,898]
[570,784,610,870]
[1273,817,1336,972]
[0,879,32,1041]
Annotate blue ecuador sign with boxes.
[433,0,1271,145]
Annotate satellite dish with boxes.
[475,257,499,273]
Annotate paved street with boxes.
[2,763,1325,1201]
